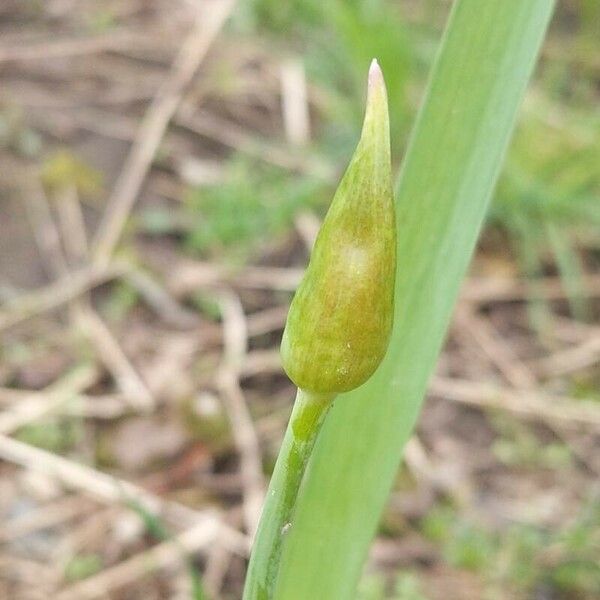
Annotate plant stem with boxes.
[243,388,334,599]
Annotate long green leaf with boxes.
[275,1,555,598]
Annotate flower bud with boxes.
[281,60,396,394]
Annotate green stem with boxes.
[243,388,334,600]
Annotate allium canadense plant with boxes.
[243,59,395,600]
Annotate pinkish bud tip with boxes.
[368,58,383,87]
[366,59,387,112]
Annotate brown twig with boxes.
[0,263,127,332]
[280,57,311,146]
[54,185,89,267]
[0,30,154,64]
[73,304,154,411]
[54,519,247,600]
[462,274,600,303]
[0,365,98,434]
[23,180,69,279]
[453,306,537,389]
[176,109,330,175]
[217,291,265,537]
[533,335,600,378]
[429,376,600,429]
[0,432,246,548]
[123,269,199,329]
[0,495,94,543]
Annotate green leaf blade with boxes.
[275,1,555,598]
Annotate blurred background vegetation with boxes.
[0,1,599,599]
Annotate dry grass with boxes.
[0,1,598,599]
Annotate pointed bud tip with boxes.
[366,58,387,111]
[364,59,389,137]
[368,58,383,88]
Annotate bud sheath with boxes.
[281,59,396,394]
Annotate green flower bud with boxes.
[281,60,396,395]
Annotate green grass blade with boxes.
[275,1,555,598]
